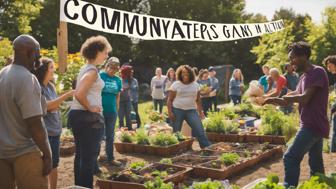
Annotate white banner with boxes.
[60,0,285,42]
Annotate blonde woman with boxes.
[229,69,244,105]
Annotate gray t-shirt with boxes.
[0,64,44,158]
[42,83,62,136]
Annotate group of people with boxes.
[150,66,219,116]
[0,34,335,189]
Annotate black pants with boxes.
[132,101,141,128]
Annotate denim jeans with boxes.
[283,127,324,188]
[103,112,117,161]
[201,97,212,116]
[171,107,211,148]
[68,110,104,188]
[230,95,241,105]
[330,115,336,152]
[153,99,164,113]
[118,101,132,130]
[210,96,218,112]
[132,101,141,128]
[48,135,60,169]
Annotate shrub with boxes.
[219,153,240,166]
[135,129,150,145]
[120,132,134,143]
[150,133,179,146]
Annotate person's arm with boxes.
[47,90,75,111]
[116,93,120,110]
[150,78,154,92]
[283,87,317,106]
[196,91,205,119]
[167,90,177,121]
[26,116,52,176]
[74,70,101,113]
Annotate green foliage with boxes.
[253,173,284,189]
[0,0,42,38]
[150,133,179,146]
[159,158,173,165]
[135,129,150,145]
[192,179,226,189]
[174,132,187,142]
[219,153,240,166]
[129,161,146,170]
[148,111,167,123]
[151,170,168,179]
[297,176,330,189]
[120,132,134,143]
[0,38,13,69]
[144,177,174,189]
[203,112,240,134]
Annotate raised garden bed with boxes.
[206,132,286,145]
[170,154,217,167]
[60,137,76,157]
[96,163,192,189]
[193,144,283,180]
[114,138,194,156]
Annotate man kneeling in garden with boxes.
[263,41,329,188]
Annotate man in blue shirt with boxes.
[258,65,270,93]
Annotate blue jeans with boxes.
[210,96,218,112]
[48,135,60,169]
[171,107,211,148]
[118,101,132,130]
[201,97,212,116]
[132,101,141,128]
[103,112,117,161]
[153,99,164,113]
[283,127,324,188]
[230,95,241,105]
[68,110,104,188]
[330,115,336,152]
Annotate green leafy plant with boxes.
[159,158,173,165]
[120,132,134,143]
[174,132,187,141]
[129,161,146,170]
[148,111,167,123]
[144,177,173,189]
[219,153,240,166]
[203,113,226,133]
[192,179,226,189]
[297,176,329,189]
[151,170,168,179]
[150,133,179,146]
[223,120,240,134]
[135,129,150,145]
[253,173,284,189]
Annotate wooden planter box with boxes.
[96,163,192,189]
[192,146,283,180]
[60,137,76,157]
[206,132,286,145]
[114,138,194,156]
[171,154,217,167]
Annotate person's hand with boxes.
[199,111,206,120]
[66,90,76,98]
[89,106,102,113]
[168,112,176,122]
[42,154,52,176]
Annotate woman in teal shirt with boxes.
[100,57,122,166]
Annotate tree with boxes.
[0,0,42,39]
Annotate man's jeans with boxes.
[103,112,117,161]
[171,107,211,148]
[153,99,164,113]
[201,97,212,116]
[118,101,132,130]
[283,127,324,188]
[132,101,141,128]
[230,95,241,105]
[330,115,336,152]
[68,110,104,188]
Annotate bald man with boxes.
[0,35,51,189]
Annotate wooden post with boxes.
[57,21,68,73]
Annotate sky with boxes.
[245,0,336,23]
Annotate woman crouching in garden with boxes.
[167,65,211,148]
[68,35,111,188]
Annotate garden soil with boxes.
[57,142,336,188]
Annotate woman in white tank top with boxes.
[68,36,112,188]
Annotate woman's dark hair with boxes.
[33,57,53,84]
[80,35,112,60]
[288,41,311,59]
[176,65,195,83]
[323,55,336,66]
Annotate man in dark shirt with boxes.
[263,42,329,188]
[324,55,336,152]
